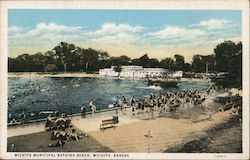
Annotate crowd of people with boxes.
[8,82,47,108]
[49,128,87,148]
[9,84,221,126]
[45,113,72,130]
[8,111,27,124]
[113,90,207,117]
[80,100,97,118]
[79,89,208,119]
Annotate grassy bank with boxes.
[7,127,112,152]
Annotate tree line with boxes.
[8,41,215,73]
[8,41,242,87]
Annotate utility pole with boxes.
[144,130,153,153]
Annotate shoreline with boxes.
[8,72,101,78]
[8,72,211,82]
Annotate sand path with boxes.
[89,110,234,152]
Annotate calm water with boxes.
[8,77,212,121]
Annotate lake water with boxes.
[8,77,212,121]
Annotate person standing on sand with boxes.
[130,96,135,106]
[121,96,127,114]
[81,105,86,118]
[46,114,53,127]
[89,101,96,116]
[19,111,26,124]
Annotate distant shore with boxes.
[8,72,211,83]
[8,72,101,78]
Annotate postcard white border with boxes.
[0,0,249,159]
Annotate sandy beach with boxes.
[88,109,241,153]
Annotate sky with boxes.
[8,10,242,62]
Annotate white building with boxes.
[99,68,119,77]
[122,65,143,70]
[168,71,183,78]
[142,68,169,77]
[99,65,182,78]
[120,65,143,77]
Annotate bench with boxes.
[219,100,242,112]
[100,116,119,130]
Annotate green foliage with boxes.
[8,53,45,72]
[132,54,161,68]
[8,40,242,88]
[214,41,242,88]
[159,58,176,70]
[110,55,131,66]
[113,66,122,73]
[53,42,77,72]
[183,63,191,72]
[174,54,184,70]
[191,54,215,73]
[45,64,57,72]
[214,41,238,72]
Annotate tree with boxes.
[113,66,122,73]
[191,54,215,73]
[182,63,191,72]
[53,42,76,72]
[132,54,150,67]
[132,54,160,68]
[148,58,160,68]
[44,51,57,72]
[82,48,99,71]
[45,64,57,72]
[110,55,131,66]
[214,41,238,72]
[160,58,176,70]
[192,55,203,73]
[214,41,242,88]
[227,42,242,88]
[8,57,18,72]
[15,54,33,71]
[201,55,216,73]
[31,52,45,72]
[98,51,110,61]
[174,54,185,70]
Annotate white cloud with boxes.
[85,23,143,47]
[8,23,84,48]
[9,23,143,47]
[192,19,228,29]
[8,26,23,34]
[150,26,207,41]
[9,23,82,38]
[8,21,241,60]
[88,23,143,36]
[25,23,82,37]
[90,32,136,44]
[35,23,82,32]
